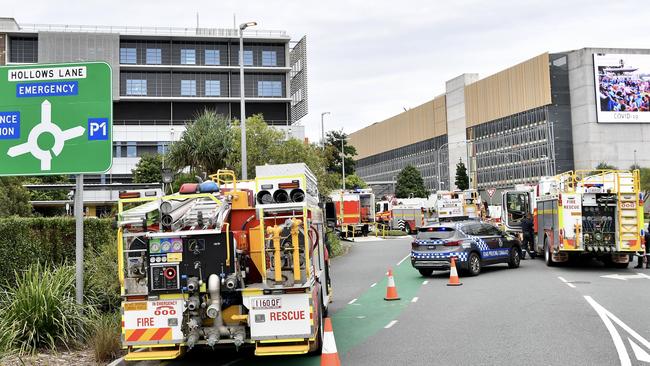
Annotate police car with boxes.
[410,221,522,276]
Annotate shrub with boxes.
[88,311,122,362]
[327,230,345,258]
[0,217,114,282]
[0,264,93,355]
[85,242,121,313]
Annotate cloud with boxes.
[6,0,650,141]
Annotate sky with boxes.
[4,0,650,141]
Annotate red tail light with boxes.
[443,240,462,247]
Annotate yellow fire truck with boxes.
[117,164,331,361]
[502,170,645,267]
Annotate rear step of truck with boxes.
[255,340,310,356]
[124,345,183,361]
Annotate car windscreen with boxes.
[416,227,456,240]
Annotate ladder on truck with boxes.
[616,171,640,250]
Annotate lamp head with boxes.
[239,21,257,30]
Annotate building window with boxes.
[205,80,221,96]
[126,79,147,96]
[146,48,162,64]
[258,81,282,97]
[181,80,197,96]
[127,142,137,158]
[239,50,253,66]
[262,51,277,66]
[113,142,122,158]
[157,142,169,155]
[180,49,196,65]
[120,48,137,64]
[205,49,220,65]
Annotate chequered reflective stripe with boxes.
[414,239,448,245]
[467,235,489,251]
[411,251,468,262]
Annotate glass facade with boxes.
[146,48,162,64]
[180,80,197,96]
[205,49,220,65]
[205,80,221,96]
[120,47,137,64]
[180,49,196,65]
[9,37,38,63]
[262,51,277,66]
[125,79,147,96]
[258,81,283,97]
[356,135,449,192]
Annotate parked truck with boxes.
[331,188,375,236]
[501,170,645,267]
[117,164,331,361]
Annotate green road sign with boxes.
[0,62,112,176]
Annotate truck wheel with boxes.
[613,262,629,269]
[468,252,481,276]
[508,247,521,268]
[418,268,433,277]
[310,299,324,354]
[544,237,556,267]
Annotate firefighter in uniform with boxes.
[520,213,536,259]
[635,222,650,268]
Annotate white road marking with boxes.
[411,297,419,303]
[370,282,377,287]
[384,320,398,329]
[422,280,429,285]
[601,273,650,281]
[557,276,576,288]
[584,295,650,366]
[348,298,357,305]
[397,254,410,266]
[356,316,366,319]
[221,358,245,366]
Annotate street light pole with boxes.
[341,135,346,191]
[239,21,257,180]
[321,112,330,148]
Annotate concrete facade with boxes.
[445,73,478,189]
[568,47,650,170]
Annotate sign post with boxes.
[487,187,496,205]
[0,62,112,304]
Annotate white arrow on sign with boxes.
[600,273,650,281]
[585,295,650,365]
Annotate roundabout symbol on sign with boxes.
[7,99,85,171]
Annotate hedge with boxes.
[0,217,114,282]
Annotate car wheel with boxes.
[418,268,433,277]
[468,252,481,276]
[508,247,521,268]
[544,236,556,267]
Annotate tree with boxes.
[0,177,32,216]
[132,154,163,183]
[589,162,618,176]
[167,110,233,175]
[455,160,469,190]
[395,165,428,198]
[345,174,368,190]
[229,115,287,179]
[324,130,356,176]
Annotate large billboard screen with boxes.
[594,53,650,123]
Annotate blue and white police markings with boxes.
[87,118,108,140]
[411,250,469,262]
[0,111,20,140]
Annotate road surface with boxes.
[132,237,650,366]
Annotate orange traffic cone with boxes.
[384,268,401,301]
[447,257,463,286]
[321,318,341,366]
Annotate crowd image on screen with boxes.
[599,72,650,112]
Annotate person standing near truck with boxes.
[635,222,649,268]
[520,212,536,259]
